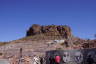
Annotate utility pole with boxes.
[18,48,23,64]
[87,39,90,48]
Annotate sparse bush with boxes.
[0,42,8,46]
[73,41,80,45]
[0,53,3,56]
[56,47,62,50]
[60,42,65,46]
[60,41,69,47]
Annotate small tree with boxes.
[0,53,2,56]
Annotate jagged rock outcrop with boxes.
[26,24,72,39]
[82,40,96,48]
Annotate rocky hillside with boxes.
[0,24,96,60]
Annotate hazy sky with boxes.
[0,0,96,42]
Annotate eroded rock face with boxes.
[26,24,72,39]
[82,40,96,48]
[27,24,41,36]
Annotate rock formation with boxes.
[26,24,72,39]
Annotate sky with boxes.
[0,0,96,42]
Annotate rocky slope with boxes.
[0,24,96,60]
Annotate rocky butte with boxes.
[26,24,72,39]
[0,24,96,64]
